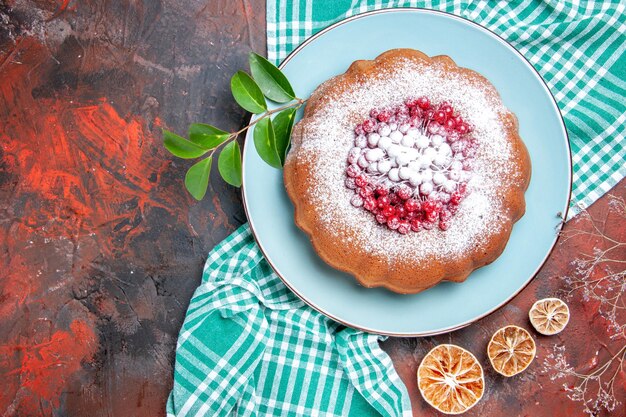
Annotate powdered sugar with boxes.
[289,58,520,261]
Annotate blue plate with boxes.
[242,9,571,336]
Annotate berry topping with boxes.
[387,216,400,230]
[362,118,377,133]
[355,174,368,187]
[377,195,390,208]
[434,110,447,124]
[404,199,420,212]
[344,97,477,234]
[417,96,430,110]
[398,221,411,234]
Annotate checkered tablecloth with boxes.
[167,224,412,417]
[167,2,625,416]
[268,0,626,215]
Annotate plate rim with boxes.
[241,7,573,336]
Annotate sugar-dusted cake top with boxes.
[291,58,516,260]
[284,49,530,293]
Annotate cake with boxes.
[283,49,531,294]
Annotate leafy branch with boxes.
[162,52,306,200]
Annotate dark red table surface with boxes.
[1,2,624,416]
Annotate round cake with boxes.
[283,49,531,294]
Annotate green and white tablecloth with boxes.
[167,225,412,416]
[268,0,626,215]
[168,2,625,416]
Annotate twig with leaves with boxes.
[542,194,626,415]
[163,52,306,199]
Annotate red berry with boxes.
[445,118,456,130]
[434,201,443,213]
[398,221,410,234]
[370,108,380,119]
[458,183,467,194]
[439,220,450,231]
[396,206,407,218]
[434,110,447,124]
[397,186,411,200]
[450,192,463,205]
[456,123,468,134]
[377,110,392,123]
[454,115,463,125]
[417,96,430,110]
[359,186,373,198]
[363,196,377,211]
[375,186,389,197]
[404,199,420,212]
[346,164,361,178]
[389,193,400,205]
[422,200,436,213]
[425,109,435,120]
[377,196,390,208]
[440,209,451,221]
[362,118,376,133]
[410,218,422,232]
[422,221,435,230]
[376,213,387,224]
[354,125,365,135]
[441,104,454,117]
[383,205,396,217]
[426,210,439,222]
[355,174,368,187]
[409,116,422,127]
[387,216,400,230]
[405,98,419,107]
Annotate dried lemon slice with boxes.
[488,325,536,377]
[529,297,570,335]
[417,344,484,414]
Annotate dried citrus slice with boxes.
[528,297,570,335]
[417,344,484,414]
[488,325,536,377]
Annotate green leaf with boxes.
[230,71,267,114]
[272,108,296,165]
[163,130,209,159]
[249,52,295,103]
[188,123,230,149]
[218,141,242,187]
[253,117,281,169]
[185,157,212,200]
